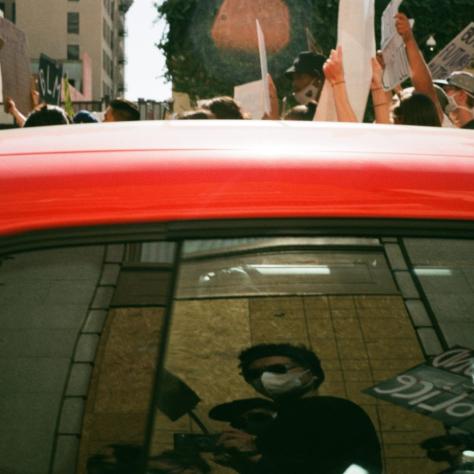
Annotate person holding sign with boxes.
[5,97,27,127]
[394,13,444,124]
[322,48,392,124]
[322,46,357,123]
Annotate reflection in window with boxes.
[177,242,395,299]
[0,241,178,473]
[405,238,474,349]
[148,237,453,474]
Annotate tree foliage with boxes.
[155,0,473,101]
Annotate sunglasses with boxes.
[243,363,298,381]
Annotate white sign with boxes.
[234,79,265,120]
[429,22,474,79]
[256,19,270,115]
[380,0,411,91]
[306,27,323,55]
[315,0,375,122]
[381,0,402,48]
[382,35,410,90]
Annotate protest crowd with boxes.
[4,12,473,130]
[1,4,474,474]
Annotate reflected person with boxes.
[218,343,382,474]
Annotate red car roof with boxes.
[1,121,473,236]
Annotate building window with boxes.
[67,44,80,60]
[2,1,16,23]
[67,12,79,34]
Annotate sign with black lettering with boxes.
[429,23,474,80]
[364,347,474,433]
[38,53,62,105]
[380,0,411,90]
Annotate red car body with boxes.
[1,121,473,237]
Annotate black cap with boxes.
[285,51,326,79]
[209,398,275,422]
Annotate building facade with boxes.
[0,0,133,101]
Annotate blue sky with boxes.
[125,0,171,101]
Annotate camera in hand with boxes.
[174,433,220,453]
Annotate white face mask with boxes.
[259,369,312,397]
[293,83,320,105]
[445,91,474,116]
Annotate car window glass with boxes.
[0,241,177,474]
[1,236,473,474]
[148,236,474,474]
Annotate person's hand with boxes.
[263,74,280,120]
[31,89,41,108]
[215,430,261,468]
[395,12,414,44]
[323,46,345,86]
[375,50,385,71]
[371,57,384,90]
[6,97,16,114]
[217,429,258,454]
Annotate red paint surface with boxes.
[211,0,290,53]
[1,121,474,236]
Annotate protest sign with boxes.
[381,0,402,49]
[234,79,264,119]
[256,19,270,115]
[306,27,324,55]
[381,35,410,90]
[315,0,375,122]
[0,17,32,114]
[38,53,63,105]
[380,0,411,91]
[365,347,474,433]
[63,73,74,118]
[429,22,474,80]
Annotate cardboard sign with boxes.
[256,19,270,115]
[234,79,264,119]
[429,22,474,80]
[365,347,474,433]
[38,53,63,105]
[0,17,32,115]
[315,0,375,122]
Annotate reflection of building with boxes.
[0,0,133,101]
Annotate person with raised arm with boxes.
[322,46,357,123]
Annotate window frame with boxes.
[1,218,474,473]
[67,11,80,34]
[67,44,80,60]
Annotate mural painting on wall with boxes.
[188,0,314,88]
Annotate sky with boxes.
[125,1,172,102]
